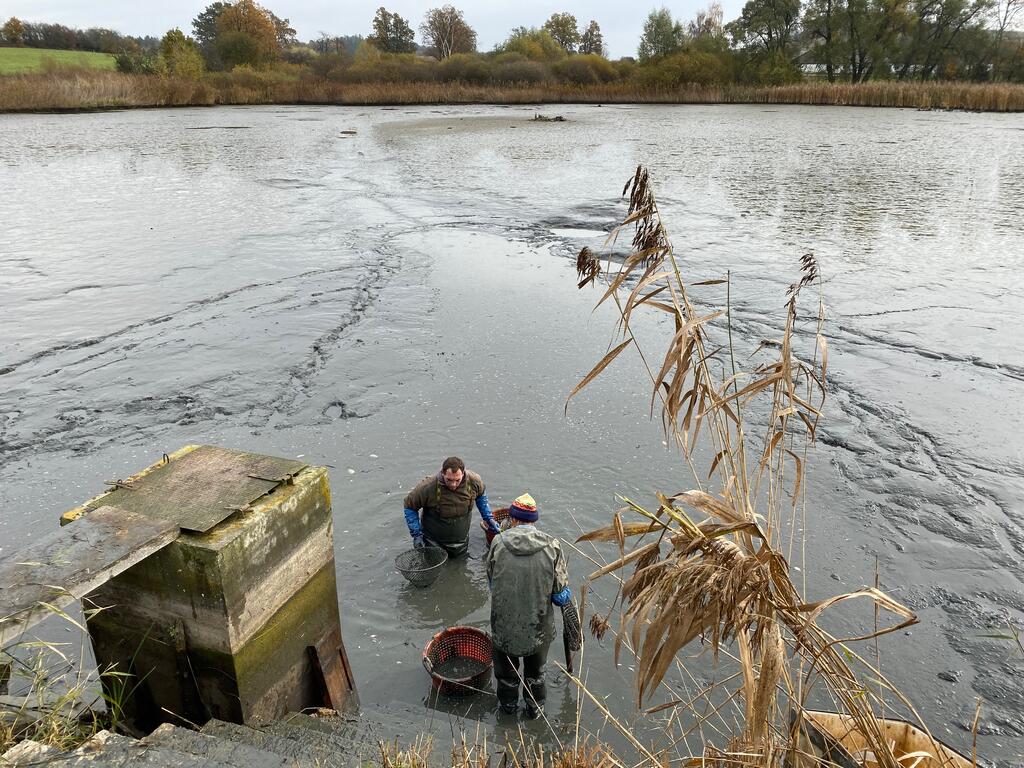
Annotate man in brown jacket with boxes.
[403,456,500,557]
[486,493,571,718]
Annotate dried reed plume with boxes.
[566,166,956,768]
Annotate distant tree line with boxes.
[0,17,157,54]
[2,0,1021,83]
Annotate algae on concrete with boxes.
[68,446,355,731]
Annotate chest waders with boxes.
[422,477,479,556]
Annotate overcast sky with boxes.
[4,1,745,59]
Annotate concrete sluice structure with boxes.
[60,445,357,731]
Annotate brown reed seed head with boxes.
[576,247,601,288]
[787,252,820,302]
[589,613,611,640]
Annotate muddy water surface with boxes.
[1,104,1022,764]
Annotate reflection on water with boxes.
[1,104,1022,765]
[396,557,490,631]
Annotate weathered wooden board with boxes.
[307,626,356,712]
[0,505,178,648]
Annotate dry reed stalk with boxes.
[0,599,140,755]
[566,166,939,768]
[377,731,621,768]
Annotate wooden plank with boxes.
[0,505,179,648]
[307,626,356,712]
[87,446,308,533]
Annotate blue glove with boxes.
[404,507,423,538]
[413,535,425,549]
[476,494,500,535]
[551,586,572,607]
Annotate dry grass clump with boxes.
[0,602,128,755]
[566,166,953,767]
[1,71,1023,112]
[378,736,621,768]
[0,648,99,753]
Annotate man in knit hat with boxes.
[403,456,500,558]
[485,493,572,718]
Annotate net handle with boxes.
[422,656,434,676]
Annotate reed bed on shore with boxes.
[2,68,1023,112]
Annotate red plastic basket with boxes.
[422,626,493,697]
[483,506,510,547]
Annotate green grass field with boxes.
[0,47,116,75]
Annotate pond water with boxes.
[1,103,1022,764]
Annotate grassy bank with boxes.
[0,48,116,76]
[2,69,1023,112]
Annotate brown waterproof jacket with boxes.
[404,470,484,555]
[486,525,569,657]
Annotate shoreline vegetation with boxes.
[3,0,1023,116]
[3,70,1024,112]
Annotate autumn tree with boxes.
[726,0,802,57]
[368,7,416,53]
[420,5,476,58]
[638,8,687,61]
[160,28,205,77]
[192,2,230,68]
[989,0,1024,78]
[499,26,567,60]
[542,12,581,52]
[578,20,605,55]
[1,16,25,46]
[895,0,991,79]
[312,33,363,55]
[216,0,280,68]
[268,11,297,48]
[688,3,726,40]
[802,0,845,80]
[821,0,909,82]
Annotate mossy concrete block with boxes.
[70,447,351,731]
[82,460,332,654]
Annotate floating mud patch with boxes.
[906,585,1024,737]
[322,401,361,421]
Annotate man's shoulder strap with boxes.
[465,470,484,497]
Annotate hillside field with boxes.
[0,47,116,75]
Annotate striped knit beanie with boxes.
[509,493,538,522]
